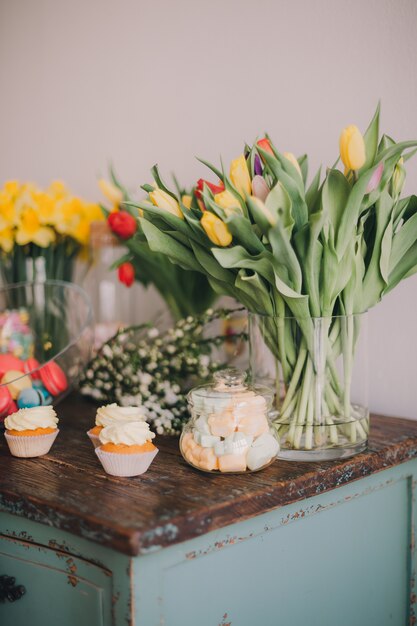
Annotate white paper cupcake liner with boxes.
[95,447,158,477]
[87,430,101,449]
[5,429,59,458]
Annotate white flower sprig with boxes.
[80,308,247,435]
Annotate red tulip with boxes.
[107,210,137,240]
[257,138,274,157]
[118,262,135,287]
[195,179,225,200]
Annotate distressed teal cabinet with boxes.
[1,395,417,625]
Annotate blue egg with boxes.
[17,387,43,409]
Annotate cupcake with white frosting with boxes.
[95,420,158,477]
[87,403,147,448]
[4,406,59,458]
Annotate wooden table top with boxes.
[1,393,417,556]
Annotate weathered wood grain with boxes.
[0,393,417,556]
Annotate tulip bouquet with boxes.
[0,180,102,286]
[127,105,417,458]
[98,170,217,320]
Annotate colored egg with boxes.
[17,387,43,409]
[1,370,32,399]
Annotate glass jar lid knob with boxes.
[213,368,247,391]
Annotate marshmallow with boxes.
[223,432,253,455]
[199,447,219,471]
[246,432,279,471]
[237,413,269,437]
[218,453,247,472]
[208,410,236,437]
[200,434,221,448]
[194,415,211,434]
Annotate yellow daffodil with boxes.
[0,226,14,252]
[15,207,55,247]
[4,180,20,197]
[149,189,184,219]
[98,179,123,207]
[283,152,302,177]
[47,181,68,200]
[201,211,232,246]
[339,125,366,171]
[230,154,251,197]
[213,189,241,214]
[181,194,193,209]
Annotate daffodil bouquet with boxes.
[128,105,417,459]
[98,170,217,320]
[0,180,102,286]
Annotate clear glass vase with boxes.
[248,313,369,461]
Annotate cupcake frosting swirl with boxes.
[95,403,147,427]
[5,406,58,431]
[99,420,156,446]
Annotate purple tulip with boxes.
[366,162,384,193]
[254,154,263,176]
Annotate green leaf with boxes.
[150,165,178,202]
[189,240,235,284]
[389,211,417,271]
[298,154,308,186]
[321,169,350,238]
[139,218,202,272]
[362,190,394,308]
[268,221,302,291]
[305,167,322,212]
[257,146,308,231]
[224,214,265,255]
[360,102,380,173]
[196,157,224,182]
[265,182,294,236]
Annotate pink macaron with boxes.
[0,386,14,421]
[23,357,42,380]
[39,361,68,397]
[0,354,23,379]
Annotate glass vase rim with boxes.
[0,279,93,385]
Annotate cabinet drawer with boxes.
[0,534,112,626]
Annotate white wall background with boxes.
[1,0,417,418]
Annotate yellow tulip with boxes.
[201,211,232,246]
[181,194,192,209]
[15,207,55,247]
[0,226,14,252]
[149,189,184,219]
[339,125,366,171]
[283,152,302,177]
[230,154,251,197]
[214,189,241,214]
[98,179,123,206]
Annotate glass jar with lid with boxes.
[180,368,279,473]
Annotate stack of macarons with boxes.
[88,403,158,477]
[0,354,68,424]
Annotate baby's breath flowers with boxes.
[80,308,247,435]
